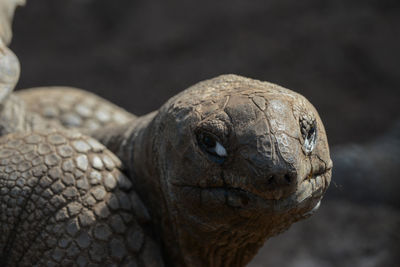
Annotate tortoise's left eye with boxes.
[303,121,317,154]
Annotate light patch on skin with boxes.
[268,99,298,135]
[275,133,291,154]
[215,141,227,157]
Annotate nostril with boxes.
[261,171,298,199]
[265,172,296,188]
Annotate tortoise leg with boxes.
[0,130,164,266]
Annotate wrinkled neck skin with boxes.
[94,112,296,267]
[94,112,185,265]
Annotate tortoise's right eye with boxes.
[197,131,227,164]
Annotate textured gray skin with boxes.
[0,3,332,266]
[17,87,134,134]
[0,130,162,266]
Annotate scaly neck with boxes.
[92,111,159,182]
[93,111,182,264]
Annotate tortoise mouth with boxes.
[273,169,331,214]
[173,168,332,213]
[226,169,331,212]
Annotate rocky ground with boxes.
[10,0,400,266]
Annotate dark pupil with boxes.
[203,135,216,148]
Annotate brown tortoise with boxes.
[0,2,332,266]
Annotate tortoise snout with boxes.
[249,167,298,200]
[264,169,298,198]
[266,171,296,188]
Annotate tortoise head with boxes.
[140,74,332,266]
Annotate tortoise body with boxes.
[0,74,332,266]
[0,130,163,266]
[0,88,165,266]
[0,2,332,266]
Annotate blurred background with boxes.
[10,0,400,266]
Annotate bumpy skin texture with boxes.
[17,87,134,133]
[0,74,333,266]
[0,130,163,266]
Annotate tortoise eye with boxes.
[203,134,216,148]
[303,121,317,154]
[197,132,227,164]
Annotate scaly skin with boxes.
[17,87,134,134]
[0,130,163,266]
